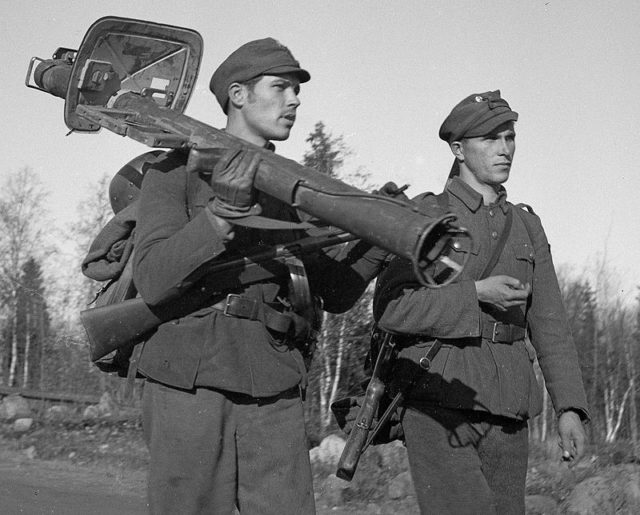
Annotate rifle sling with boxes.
[363,207,516,451]
[395,206,514,394]
[392,208,513,394]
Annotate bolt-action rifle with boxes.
[82,230,355,362]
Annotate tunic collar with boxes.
[446,176,509,213]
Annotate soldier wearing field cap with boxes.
[373,90,589,514]
[133,39,385,514]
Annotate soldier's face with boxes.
[240,73,301,143]
[458,122,516,187]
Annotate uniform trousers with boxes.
[401,403,528,515]
[142,379,315,515]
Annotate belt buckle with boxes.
[223,294,241,317]
[492,322,503,343]
[224,294,259,320]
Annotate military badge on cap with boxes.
[439,90,518,143]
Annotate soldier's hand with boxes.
[474,275,531,311]
[207,148,263,218]
[558,410,587,467]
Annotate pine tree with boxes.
[302,121,348,178]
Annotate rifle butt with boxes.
[81,298,162,361]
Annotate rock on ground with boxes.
[310,434,346,466]
[525,494,559,514]
[0,394,31,421]
[13,418,34,433]
[315,474,348,507]
[562,464,640,515]
[387,470,413,500]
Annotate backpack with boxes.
[81,150,164,377]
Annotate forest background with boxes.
[1,0,639,458]
[1,118,638,456]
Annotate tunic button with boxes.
[453,241,461,250]
[489,209,494,217]
[491,231,498,239]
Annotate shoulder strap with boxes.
[435,190,449,212]
[513,204,535,245]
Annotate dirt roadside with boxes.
[0,444,148,514]
[0,440,401,515]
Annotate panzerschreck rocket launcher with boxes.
[27,16,472,290]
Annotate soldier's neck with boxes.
[458,173,500,205]
[225,115,267,147]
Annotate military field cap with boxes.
[210,38,311,112]
[439,90,518,143]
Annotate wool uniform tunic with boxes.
[133,149,385,397]
[374,177,589,420]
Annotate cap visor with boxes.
[264,65,310,83]
[466,111,518,138]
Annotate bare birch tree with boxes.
[0,167,47,386]
[316,313,347,430]
[49,173,112,328]
[18,257,49,388]
[47,173,115,394]
[588,250,636,443]
[300,121,378,435]
[600,304,634,443]
[630,293,640,456]
[311,288,374,433]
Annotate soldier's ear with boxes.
[228,82,247,110]
[450,141,464,162]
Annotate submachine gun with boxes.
[26,16,471,470]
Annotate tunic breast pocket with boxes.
[431,237,480,284]
[513,242,535,284]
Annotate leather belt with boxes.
[212,294,293,334]
[481,321,526,343]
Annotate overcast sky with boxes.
[2,0,639,302]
